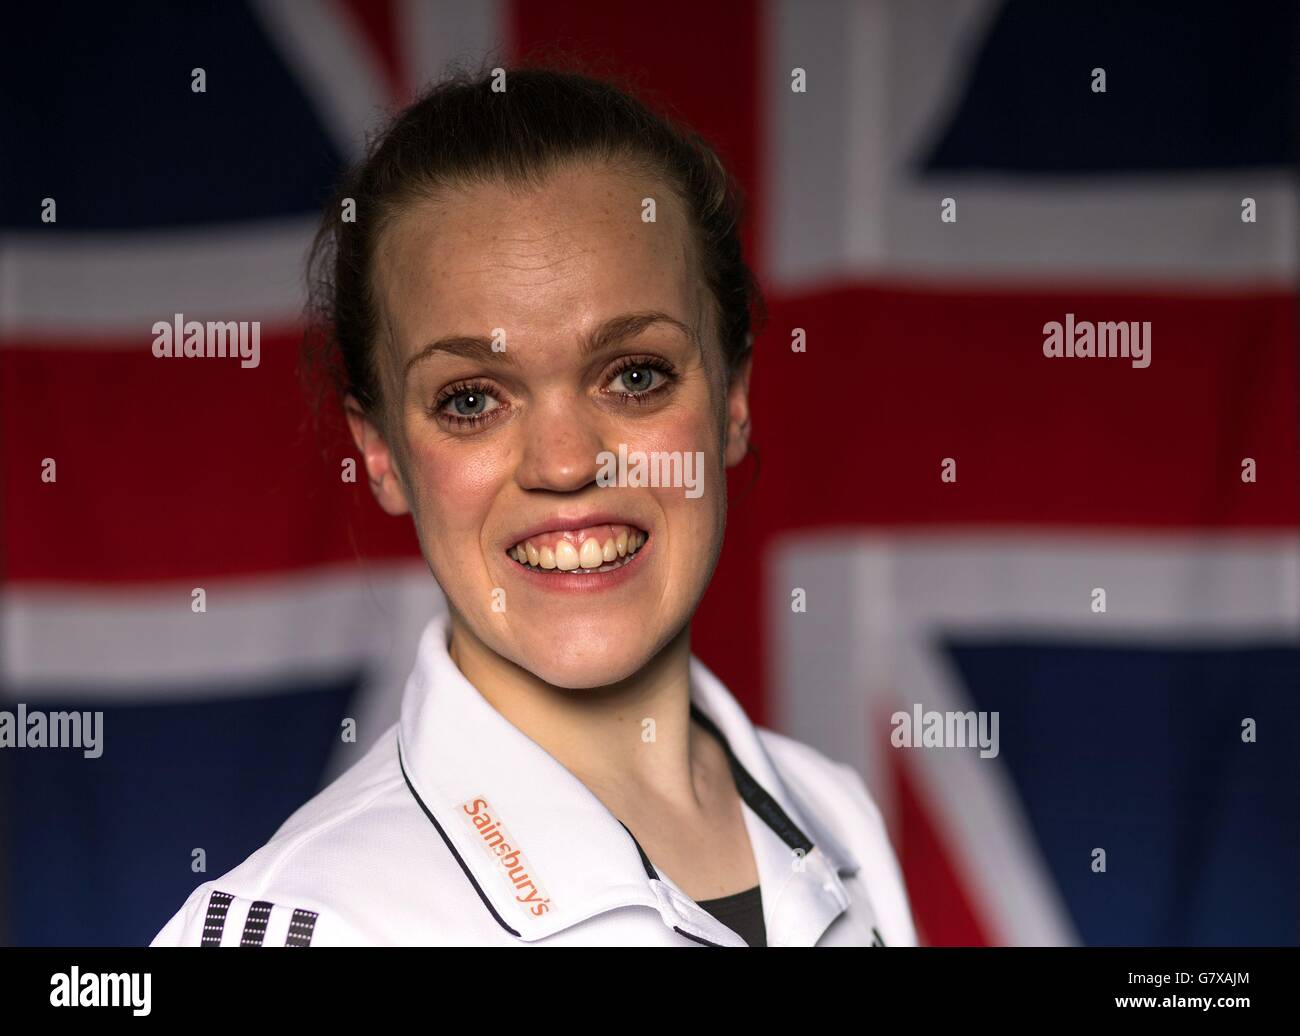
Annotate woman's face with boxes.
[353,160,751,689]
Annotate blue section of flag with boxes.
[923,0,1298,173]
[946,640,1300,945]
[4,675,361,946]
[0,1,344,230]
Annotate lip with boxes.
[505,532,653,593]
[501,512,650,553]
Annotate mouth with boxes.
[505,522,649,576]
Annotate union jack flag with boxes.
[2,0,1296,946]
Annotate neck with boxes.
[446,611,704,810]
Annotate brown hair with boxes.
[303,60,765,419]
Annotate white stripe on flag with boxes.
[2,561,443,784]
[0,561,441,697]
[766,0,1299,289]
[398,0,505,97]
[0,217,317,339]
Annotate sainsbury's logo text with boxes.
[460,797,552,917]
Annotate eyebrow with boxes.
[403,310,697,380]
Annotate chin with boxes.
[508,621,664,691]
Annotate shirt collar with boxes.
[397,613,859,945]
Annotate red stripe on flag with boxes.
[750,283,1299,531]
[1,328,421,584]
[891,746,996,946]
[508,0,764,276]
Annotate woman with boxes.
[152,65,916,948]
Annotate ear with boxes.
[344,395,411,517]
[723,351,753,468]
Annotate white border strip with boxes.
[398,0,504,97]
[0,217,318,338]
[0,560,441,697]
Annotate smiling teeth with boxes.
[509,530,646,572]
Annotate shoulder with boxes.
[150,724,452,947]
[756,727,919,946]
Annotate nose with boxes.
[514,395,609,494]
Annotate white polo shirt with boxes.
[152,614,917,947]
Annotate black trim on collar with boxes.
[673,926,724,947]
[618,820,660,881]
[689,703,815,855]
[397,743,522,939]
[620,820,733,947]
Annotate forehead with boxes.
[373,160,707,364]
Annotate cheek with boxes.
[625,399,728,535]
[404,433,510,558]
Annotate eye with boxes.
[444,388,497,417]
[603,357,676,399]
[615,365,660,393]
[431,382,504,428]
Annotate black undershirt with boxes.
[694,885,766,947]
